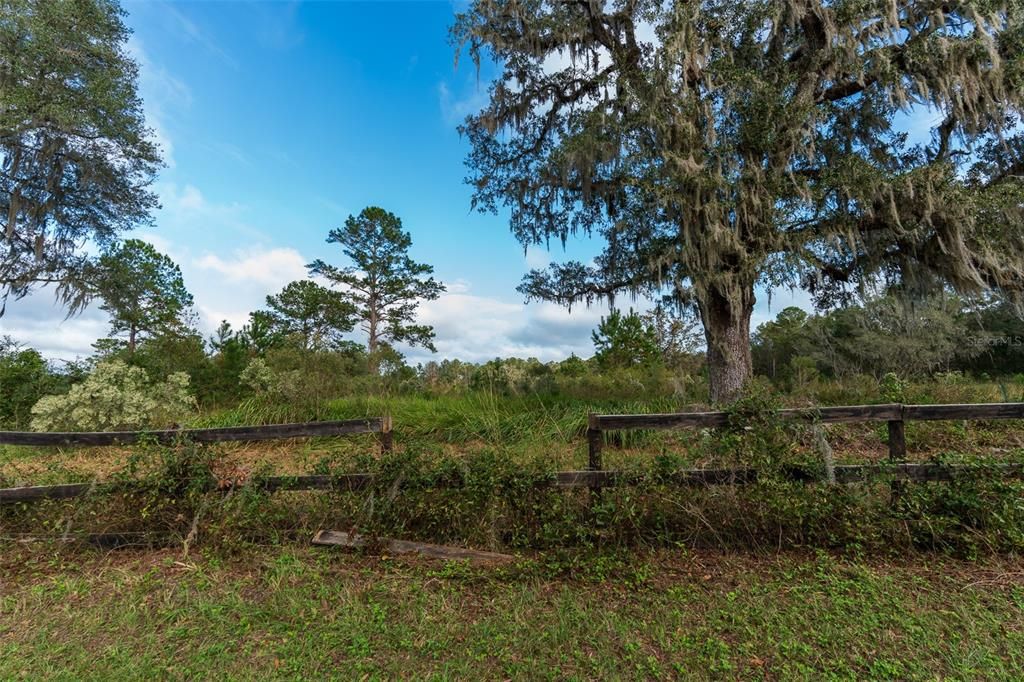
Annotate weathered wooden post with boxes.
[379,414,393,455]
[587,413,603,504]
[887,405,907,504]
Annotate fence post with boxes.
[888,405,906,504]
[587,413,603,503]
[379,414,393,455]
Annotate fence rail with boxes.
[4,462,1023,504]
[2,403,1023,506]
[588,402,1024,431]
[0,417,391,447]
[586,402,1024,492]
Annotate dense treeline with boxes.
[752,294,1024,387]
[4,288,1024,431]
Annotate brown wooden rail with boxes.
[2,404,1023,506]
[0,417,391,447]
[3,462,1023,504]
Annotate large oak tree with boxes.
[0,0,160,314]
[454,0,1024,402]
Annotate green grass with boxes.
[193,392,691,445]
[6,387,1024,677]
[2,545,1023,680]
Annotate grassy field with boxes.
[4,387,1024,678]
[2,544,1023,680]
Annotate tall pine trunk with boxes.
[697,283,754,405]
[367,302,380,376]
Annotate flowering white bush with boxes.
[239,357,281,396]
[30,361,196,432]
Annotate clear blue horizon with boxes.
[2,0,818,364]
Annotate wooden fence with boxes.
[0,417,392,504]
[587,402,1024,484]
[2,403,1024,505]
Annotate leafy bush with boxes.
[30,361,196,431]
[0,337,65,428]
[239,357,280,396]
[879,372,908,403]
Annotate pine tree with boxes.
[96,240,193,355]
[309,207,446,373]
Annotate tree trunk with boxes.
[128,326,137,356]
[367,303,380,376]
[698,284,754,405]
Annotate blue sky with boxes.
[2,0,817,364]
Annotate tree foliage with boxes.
[959,295,1024,376]
[454,0,1024,402]
[751,306,812,380]
[0,335,61,428]
[1,0,161,313]
[752,294,980,380]
[644,302,703,369]
[591,307,660,368]
[264,279,355,351]
[308,206,446,372]
[238,310,284,355]
[95,240,193,354]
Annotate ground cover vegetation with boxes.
[3,546,1024,680]
[5,246,1024,556]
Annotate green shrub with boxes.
[30,361,196,431]
[0,337,65,428]
[238,357,280,396]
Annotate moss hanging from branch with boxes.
[453,0,1024,400]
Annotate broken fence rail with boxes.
[4,462,1024,504]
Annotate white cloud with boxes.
[445,278,471,294]
[157,183,213,215]
[194,247,308,289]
[4,255,646,367]
[186,246,312,332]
[4,250,821,365]
[153,182,268,242]
[196,305,250,332]
[0,294,109,362]
[160,182,204,210]
[524,245,551,270]
[400,284,612,365]
[438,80,490,127]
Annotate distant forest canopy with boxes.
[4,274,1024,430]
